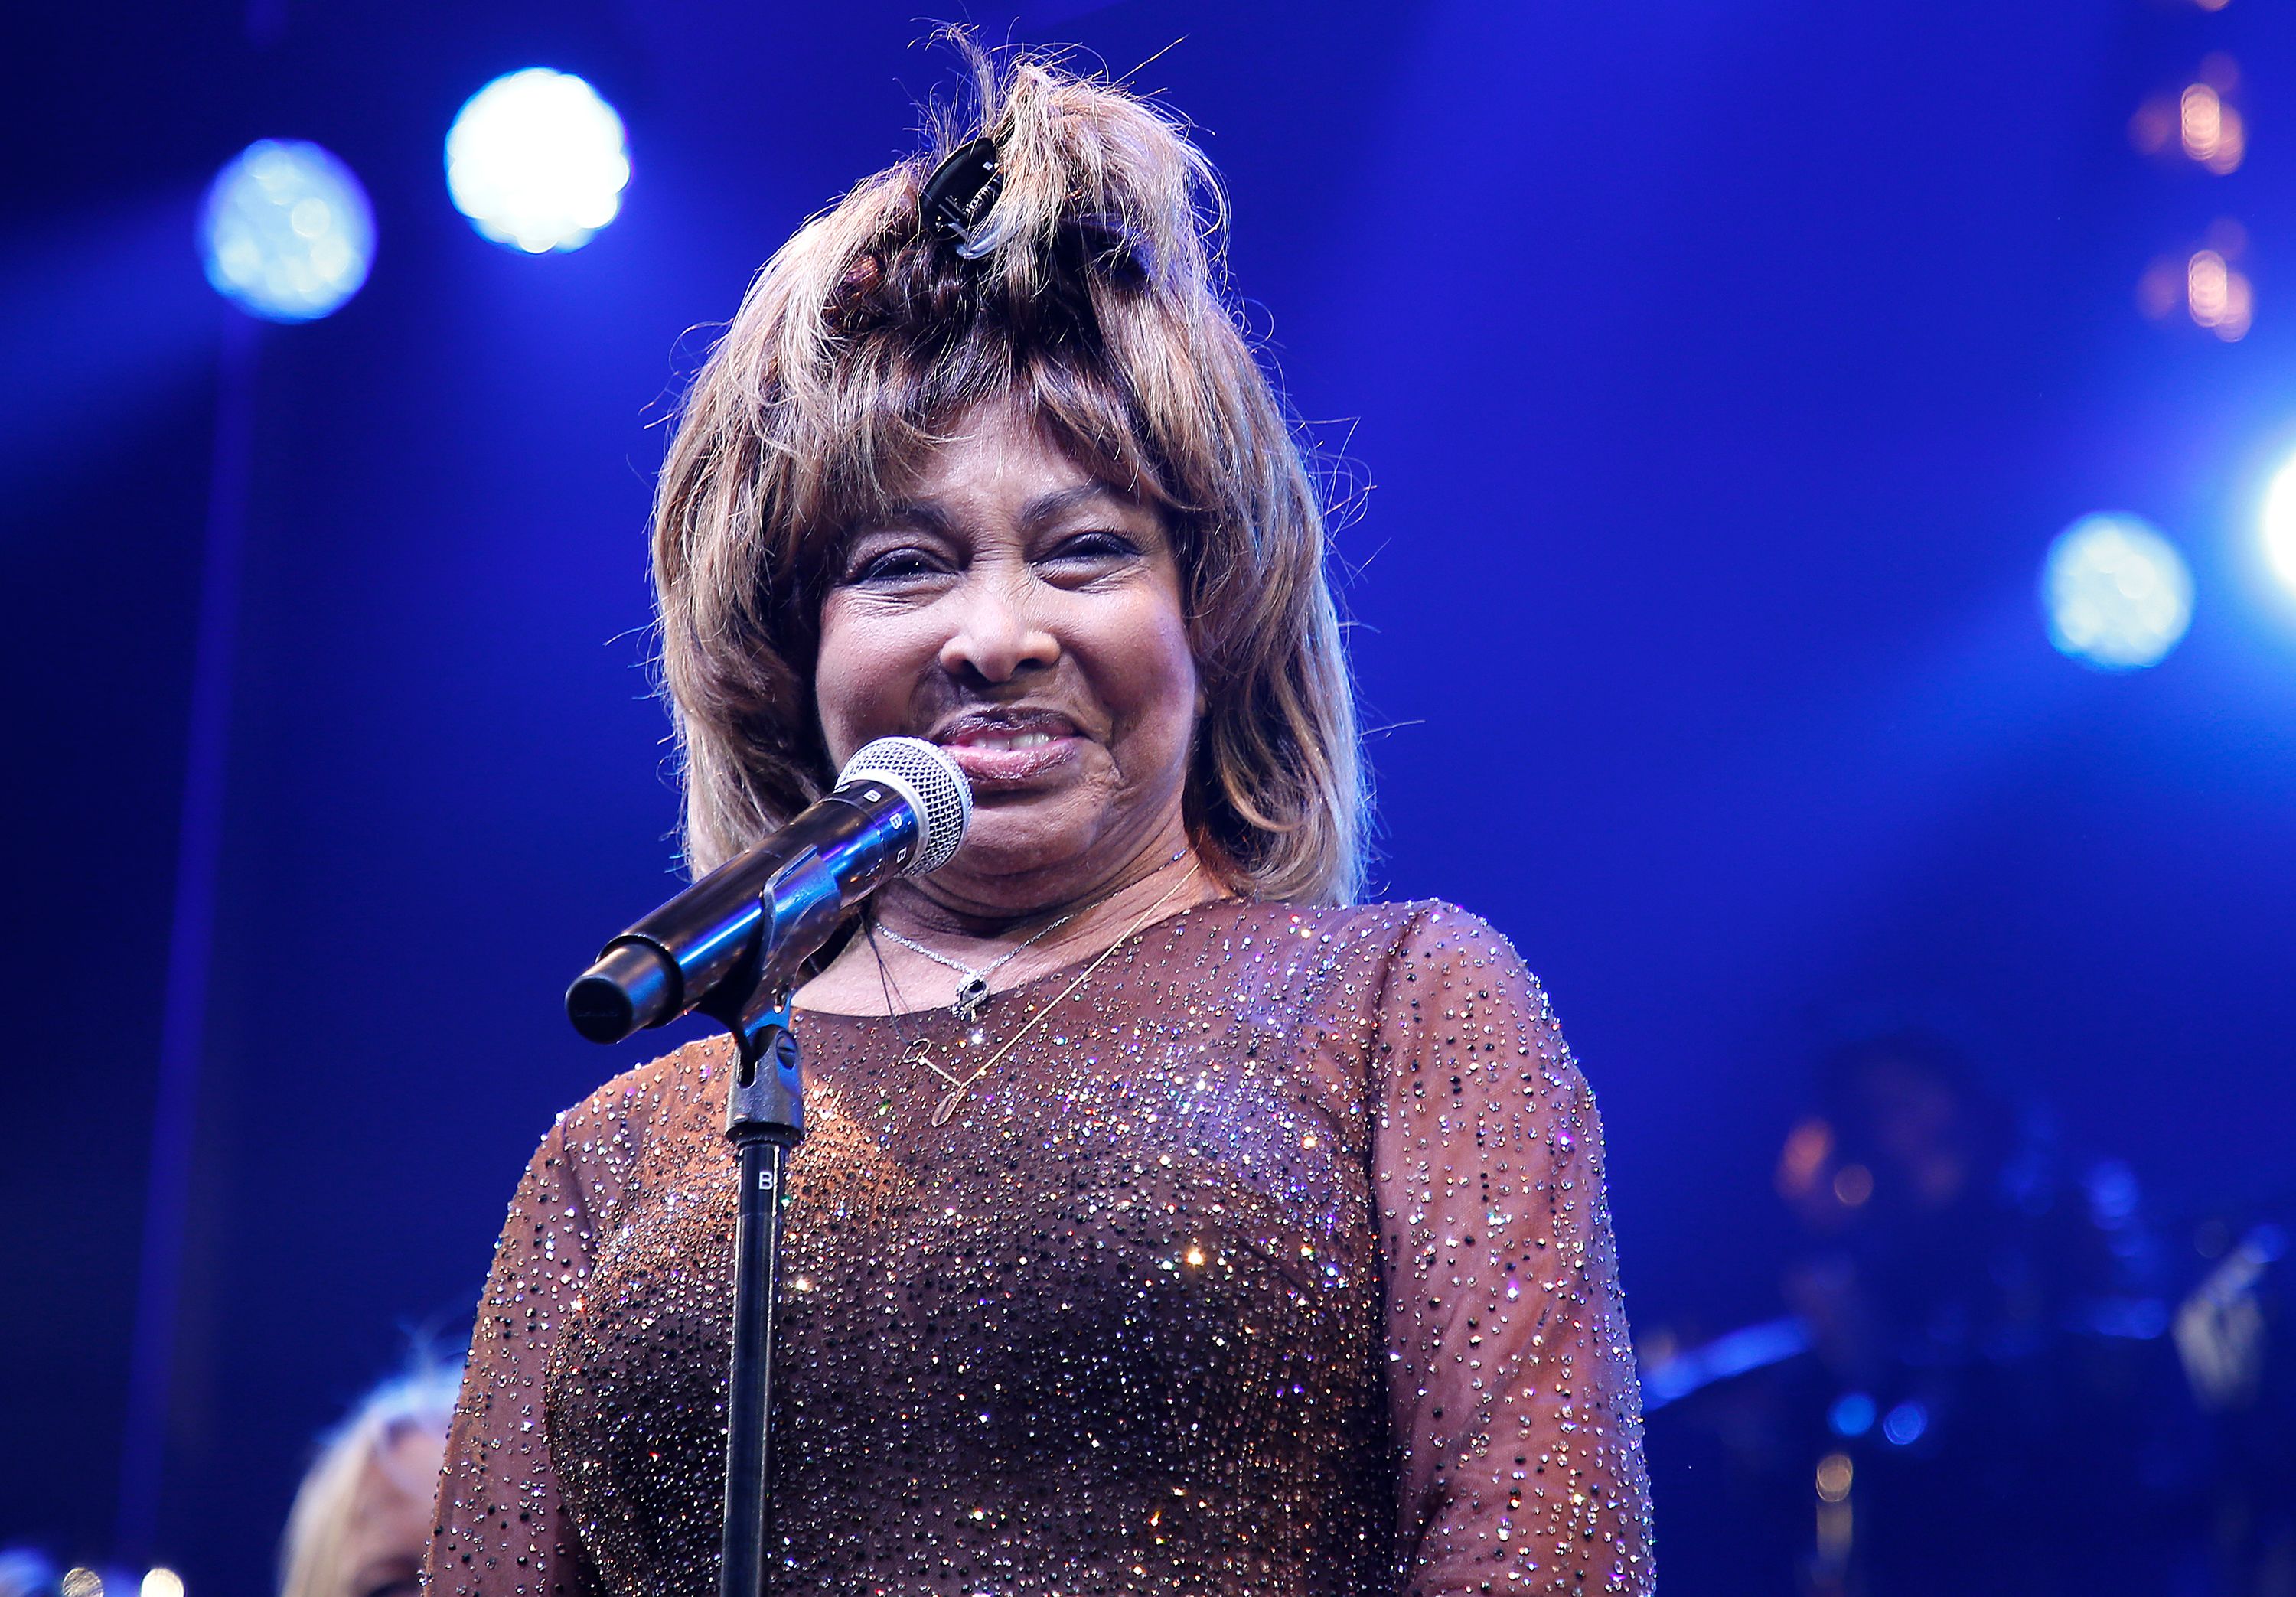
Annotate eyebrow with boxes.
[869,481,1139,539]
[1018,481,1136,534]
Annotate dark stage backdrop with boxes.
[5,1,2294,1592]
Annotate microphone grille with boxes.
[837,736,973,874]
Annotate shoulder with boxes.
[1210,895,1507,951]
[522,1035,730,1200]
[1352,900,1585,1083]
[1227,896,1566,1038]
[1242,897,1541,986]
[1377,899,1524,959]
[555,1033,727,1136]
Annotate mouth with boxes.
[928,709,1084,786]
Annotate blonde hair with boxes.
[652,43,1363,903]
[278,1363,460,1597]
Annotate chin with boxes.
[943,806,1094,882]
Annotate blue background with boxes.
[5,0,2292,1591]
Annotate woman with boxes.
[428,51,1652,1597]
[284,1362,459,1597]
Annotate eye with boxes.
[842,545,951,586]
[1038,530,1142,573]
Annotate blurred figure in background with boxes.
[279,1362,458,1597]
[1644,1026,2206,1595]
[1772,1028,2190,1594]
[2174,1203,2293,1596]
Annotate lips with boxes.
[929,708,1084,787]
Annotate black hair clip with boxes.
[920,136,1004,262]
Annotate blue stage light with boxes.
[445,69,630,253]
[1828,1391,1876,1437]
[2260,454,2296,598]
[1881,1400,1929,1446]
[199,140,374,323]
[2040,513,2193,670]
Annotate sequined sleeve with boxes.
[426,1113,602,1597]
[1374,907,1655,1595]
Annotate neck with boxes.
[794,823,1230,1017]
[874,809,1202,940]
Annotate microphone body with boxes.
[566,738,971,1044]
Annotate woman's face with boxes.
[814,400,1199,911]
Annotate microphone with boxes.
[566,736,972,1044]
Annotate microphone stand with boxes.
[695,846,852,1597]
[569,763,940,1596]
[709,988,801,1597]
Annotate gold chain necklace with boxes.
[877,860,1203,1127]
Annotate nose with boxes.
[938,567,1061,685]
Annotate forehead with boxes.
[882,402,1155,531]
[907,403,1097,499]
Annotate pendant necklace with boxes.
[871,912,1071,1023]
[866,847,1189,1024]
[869,858,1204,1127]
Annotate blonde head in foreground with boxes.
[279,1364,459,1597]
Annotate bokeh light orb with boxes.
[2041,513,2193,671]
[199,139,374,322]
[445,69,629,253]
[2260,453,2296,597]
[1881,1400,1930,1447]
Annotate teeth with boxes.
[970,730,1055,751]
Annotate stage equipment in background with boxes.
[445,68,630,253]
[2040,513,2194,671]
[569,735,970,1597]
[198,140,373,322]
[2259,454,2296,598]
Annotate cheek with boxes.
[1090,588,1198,751]
[813,598,931,756]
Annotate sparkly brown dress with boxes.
[426,898,1652,1596]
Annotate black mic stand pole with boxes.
[715,993,802,1597]
[697,847,851,1597]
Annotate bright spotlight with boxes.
[199,139,374,323]
[445,68,629,253]
[2041,513,2193,671]
[2260,455,2296,597]
[140,1569,184,1597]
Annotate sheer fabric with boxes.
[426,898,1652,1595]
